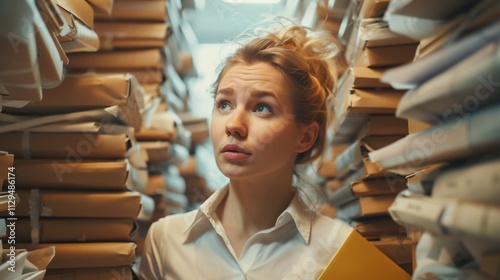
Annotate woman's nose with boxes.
[225,109,248,139]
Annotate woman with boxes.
[139,23,352,280]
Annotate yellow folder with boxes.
[319,230,411,280]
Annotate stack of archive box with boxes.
[367,0,500,278]
[0,0,148,278]
[64,0,209,266]
[315,0,418,274]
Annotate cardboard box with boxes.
[12,159,129,190]
[66,48,164,70]
[16,218,137,242]
[44,266,133,280]
[0,132,129,159]
[11,189,141,218]
[94,22,171,51]
[94,0,167,22]
[318,229,411,279]
[16,242,136,269]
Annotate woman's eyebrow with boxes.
[216,88,234,96]
[250,90,282,106]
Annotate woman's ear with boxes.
[295,122,319,153]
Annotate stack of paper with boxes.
[315,1,416,275]
[0,0,66,106]
[365,2,500,277]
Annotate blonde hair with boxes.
[212,23,339,164]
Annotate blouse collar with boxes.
[182,184,314,244]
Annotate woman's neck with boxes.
[216,175,296,244]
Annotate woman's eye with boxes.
[217,100,231,111]
[255,104,272,114]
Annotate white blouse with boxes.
[138,185,352,280]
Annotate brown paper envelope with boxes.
[351,67,392,88]
[140,141,171,164]
[94,0,167,22]
[44,266,133,280]
[16,218,137,242]
[337,195,397,220]
[55,0,94,29]
[6,73,140,113]
[351,178,407,197]
[352,216,406,238]
[135,128,176,141]
[11,189,141,218]
[85,0,114,15]
[359,0,391,19]
[371,238,414,265]
[361,44,418,67]
[0,132,128,159]
[16,242,136,269]
[67,48,164,70]
[13,159,129,190]
[94,22,170,41]
[346,89,405,114]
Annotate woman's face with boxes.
[210,62,312,180]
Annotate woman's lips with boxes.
[221,144,251,160]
